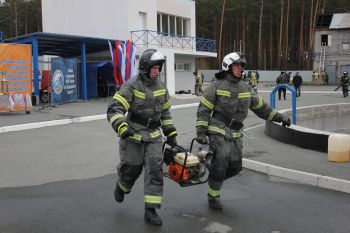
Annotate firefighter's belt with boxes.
[128,113,161,129]
[212,112,243,130]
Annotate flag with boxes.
[108,40,114,64]
[114,40,137,85]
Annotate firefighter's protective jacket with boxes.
[341,74,349,87]
[107,73,177,143]
[196,72,280,140]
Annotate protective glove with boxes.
[120,126,135,139]
[163,148,175,165]
[273,113,291,127]
[166,136,177,147]
[281,117,291,127]
[196,134,208,145]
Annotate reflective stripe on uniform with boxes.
[232,132,241,138]
[200,96,214,110]
[118,180,130,193]
[150,130,162,138]
[208,187,220,197]
[109,114,124,125]
[162,119,173,126]
[162,99,172,110]
[133,89,145,99]
[153,89,166,97]
[216,89,231,97]
[196,120,208,127]
[250,96,263,110]
[208,125,225,135]
[113,93,130,110]
[167,130,177,138]
[268,109,277,121]
[117,122,128,135]
[129,133,142,142]
[238,92,251,99]
[119,125,128,136]
[144,195,162,204]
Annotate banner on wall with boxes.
[0,44,32,112]
[51,57,77,104]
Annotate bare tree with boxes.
[218,0,226,66]
[308,0,321,69]
[298,0,305,69]
[283,0,290,69]
[269,0,273,69]
[278,0,284,69]
[242,7,245,54]
[258,0,264,69]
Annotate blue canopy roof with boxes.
[3,32,115,57]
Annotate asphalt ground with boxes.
[0,84,350,233]
[1,170,350,233]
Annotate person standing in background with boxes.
[292,72,303,99]
[193,69,203,96]
[276,71,287,100]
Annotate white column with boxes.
[165,52,175,95]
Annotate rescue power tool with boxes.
[162,138,214,187]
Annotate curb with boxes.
[0,103,199,134]
[0,114,107,133]
[243,159,350,194]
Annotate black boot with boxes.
[114,182,124,203]
[144,207,162,225]
[208,194,223,210]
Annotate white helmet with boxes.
[222,52,247,71]
[139,49,166,74]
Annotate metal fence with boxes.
[130,30,216,53]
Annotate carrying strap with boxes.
[128,113,161,129]
[212,111,243,130]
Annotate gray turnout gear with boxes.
[107,72,177,208]
[341,73,349,97]
[196,72,286,195]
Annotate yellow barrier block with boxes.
[328,134,350,162]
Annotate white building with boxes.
[41,0,216,95]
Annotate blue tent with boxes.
[84,61,114,99]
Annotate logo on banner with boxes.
[52,69,64,95]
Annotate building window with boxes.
[169,15,175,35]
[157,13,161,32]
[175,63,191,71]
[162,14,169,34]
[343,43,349,50]
[158,12,190,37]
[321,34,332,46]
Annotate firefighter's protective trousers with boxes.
[118,138,163,208]
[208,134,243,191]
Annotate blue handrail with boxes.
[130,30,216,53]
[270,84,297,124]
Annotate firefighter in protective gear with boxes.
[196,52,291,210]
[193,68,203,96]
[341,71,349,97]
[250,71,258,94]
[107,49,177,225]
